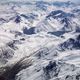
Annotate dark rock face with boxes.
[0,18,6,24]
[64,74,80,80]
[0,76,6,80]
[42,61,79,80]
[60,38,75,50]
[20,38,25,41]
[7,40,18,50]
[65,75,73,80]
[48,31,69,36]
[0,18,7,25]
[46,10,74,19]
[43,61,59,80]
[0,57,32,80]
[44,61,57,71]
[0,47,14,64]
[75,35,80,49]
[76,27,80,32]
[15,15,21,23]
[46,10,76,32]
[23,27,35,35]
[60,34,80,50]
[0,47,14,59]
[61,18,72,31]
[76,74,80,80]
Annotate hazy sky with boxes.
[1,0,80,3]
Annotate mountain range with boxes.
[0,1,80,80]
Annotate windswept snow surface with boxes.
[0,1,80,80]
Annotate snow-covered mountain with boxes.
[0,1,80,80]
